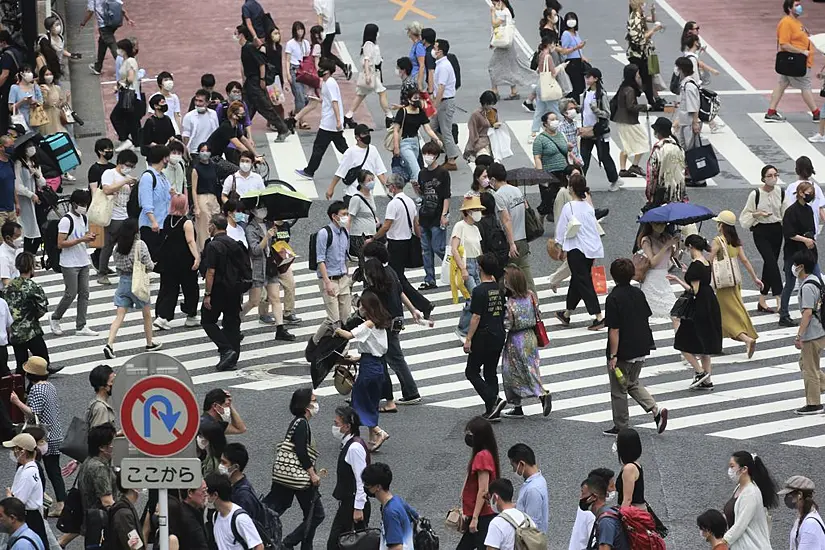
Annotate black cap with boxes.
[354,124,373,136]
[651,116,673,136]
[585,66,602,79]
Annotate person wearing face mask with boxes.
[87,364,116,429]
[136,144,173,256]
[201,388,247,439]
[484,478,544,550]
[533,112,571,215]
[87,138,115,193]
[34,67,67,136]
[182,89,220,157]
[721,451,778,549]
[791,251,825,415]
[2,433,46,549]
[0,221,21,290]
[557,99,582,165]
[5,253,49,377]
[430,39,460,170]
[326,124,387,203]
[347,170,379,258]
[469,165,492,196]
[222,150,265,206]
[141,95,176,158]
[107,471,146,550]
[197,421,227,478]
[464,91,498,164]
[220,443,267,524]
[613,64,650,180]
[11,139,43,256]
[567,468,615,550]
[560,12,587,100]
[635,223,679,331]
[781,178,822,326]
[392,92,441,192]
[148,71,182,133]
[580,474,629,550]
[163,140,187,194]
[315,201,352,323]
[0,496,44,550]
[506,444,548,535]
[778,476,825,549]
[457,416,500,548]
[413,142,450,290]
[191,143,221,251]
[111,39,143,153]
[696,509,730,550]
[343,24,393,130]
[453,197,485,334]
[0,135,16,227]
[264,388,326,550]
[75,423,117,547]
[9,66,43,129]
[326,406,370,550]
[222,200,249,246]
[96,149,137,285]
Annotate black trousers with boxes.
[43,453,67,501]
[456,514,495,550]
[244,79,289,134]
[0,345,9,377]
[387,239,431,313]
[566,248,600,314]
[25,508,48,550]
[327,499,371,550]
[581,137,619,184]
[264,484,325,550]
[110,103,142,143]
[139,226,164,262]
[201,289,242,356]
[466,336,504,413]
[93,25,118,72]
[565,58,586,100]
[628,55,656,105]
[23,237,41,255]
[321,33,347,72]
[305,129,348,176]
[12,336,49,374]
[753,222,784,297]
[156,267,200,321]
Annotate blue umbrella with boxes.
[638,202,715,225]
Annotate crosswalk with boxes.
[261,111,825,197]
[40,257,825,448]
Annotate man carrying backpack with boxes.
[81,0,134,76]
[136,145,173,261]
[792,250,825,415]
[107,472,144,550]
[315,201,352,324]
[205,473,264,550]
[484,479,545,550]
[221,443,265,523]
[583,475,630,550]
[202,215,250,372]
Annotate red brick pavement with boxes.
[97,0,368,138]
[665,0,825,113]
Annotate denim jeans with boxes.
[399,137,421,183]
[289,65,307,113]
[531,97,561,133]
[458,258,481,335]
[781,258,822,318]
[420,225,446,285]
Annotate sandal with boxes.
[379,406,398,413]
[757,304,776,314]
[369,429,390,452]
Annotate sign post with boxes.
[115,353,202,550]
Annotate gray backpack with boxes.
[498,511,548,550]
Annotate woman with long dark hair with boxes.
[710,211,761,357]
[287,25,324,131]
[579,67,619,189]
[626,0,664,109]
[722,451,778,549]
[110,39,143,153]
[469,165,491,196]
[636,222,679,330]
[197,416,226,477]
[344,24,392,129]
[457,416,500,550]
[284,21,311,125]
[779,475,825,549]
[12,137,45,254]
[560,11,587,100]
[104,218,161,358]
[613,63,649,179]
[488,0,535,101]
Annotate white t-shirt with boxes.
[484,509,531,550]
[100,168,132,221]
[0,297,11,345]
[313,0,336,36]
[790,510,825,550]
[213,504,262,550]
[222,171,265,198]
[182,109,220,153]
[148,91,182,133]
[319,77,344,132]
[451,220,482,258]
[11,461,43,511]
[58,212,91,268]
[285,38,310,65]
[0,243,19,288]
[351,321,389,356]
[785,180,825,234]
[334,145,387,197]
[385,193,417,241]
[568,508,596,550]
[226,223,248,248]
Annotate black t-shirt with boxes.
[266,44,284,81]
[0,47,21,96]
[202,233,233,288]
[604,284,655,361]
[367,265,404,319]
[394,108,429,139]
[424,45,435,73]
[87,162,114,187]
[274,220,292,243]
[470,281,505,341]
[783,201,818,261]
[241,42,264,80]
[417,166,451,227]
[142,115,177,153]
[207,120,243,158]
[187,91,225,113]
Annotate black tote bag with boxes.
[685,136,719,182]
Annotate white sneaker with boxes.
[809,133,825,143]
[184,316,200,327]
[608,181,621,192]
[115,139,133,152]
[153,317,172,330]
[49,319,63,336]
[76,326,99,337]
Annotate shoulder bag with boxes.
[532,293,549,347]
[296,54,321,89]
[10,104,28,131]
[524,198,544,242]
[343,147,370,186]
[632,250,651,282]
[131,240,151,302]
[710,236,741,289]
[59,400,95,462]
[684,134,719,182]
[670,288,696,320]
[491,22,514,49]
[383,109,405,151]
[775,44,808,77]
[539,55,563,101]
[28,103,51,128]
[87,186,114,227]
[563,202,581,239]
[271,418,319,490]
[399,197,424,268]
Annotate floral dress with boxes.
[501,295,544,404]
[4,276,48,346]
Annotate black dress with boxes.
[674,260,723,355]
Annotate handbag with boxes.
[56,479,83,534]
[10,105,28,131]
[524,200,544,242]
[490,23,514,48]
[591,265,608,295]
[272,418,319,490]
[333,363,357,395]
[28,103,50,127]
[670,289,696,320]
[685,136,719,182]
[418,91,437,118]
[296,55,321,89]
[632,250,651,282]
[711,236,741,289]
[532,295,549,347]
[60,105,75,125]
[563,203,581,239]
[775,50,807,77]
[131,241,151,303]
[647,53,660,76]
[118,87,137,112]
[87,187,114,227]
[59,402,93,462]
[338,528,381,550]
[445,507,465,532]
[400,198,424,268]
[539,56,563,101]
[384,109,405,151]
[546,239,563,261]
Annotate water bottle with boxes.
[614,366,626,386]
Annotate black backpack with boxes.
[308,226,347,271]
[608,91,620,122]
[753,187,785,209]
[127,170,157,219]
[447,53,461,89]
[229,507,281,550]
[418,179,441,219]
[479,216,510,273]
[413,517,440,550]
[43,213,86,274]
[211,236,253,294]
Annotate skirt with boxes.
[615,122,649,157]
[717,285,758,340]
[640,268,676,320]
[351,354,384,428]
[488,46,536,89]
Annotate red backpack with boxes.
[601,507,666,550]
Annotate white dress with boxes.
[15,162,42,240]
[356,41,386,96]
[639,236,675,319]
[488,9,536,89]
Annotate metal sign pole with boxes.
[158,489,169,550]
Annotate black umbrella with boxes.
[13,130,39,151]
[506,167,560,186]
[240,181,312,220]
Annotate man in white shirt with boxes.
[0,221,21,290]
[484,479,543,550]
[149,71,182,133]
[326,124,387,203]
[567,468,615,550]
[373,174,422,298]
[183,90,220,156]
[50,189,97,337]
[205,473,263,550]
[3,433,46,549]
[96,149,137,285]
[297,58,348,179]
[431,39,459,170]
[221,151,265,203]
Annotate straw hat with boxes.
[712,210,736,226]
[23,356,48,377]
[460,195,485,212]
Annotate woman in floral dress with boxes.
[4,252,50,373]
[500,265,552,419]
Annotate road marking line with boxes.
[709,415,825,440]
[749,112,825,175]
[265,133,318,198]
[703,116,764,185]
[606,39,618,45]
[611,46,624,52]
[391,0,436,20]
[335,41,359,74]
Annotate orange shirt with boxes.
[777,15,814,68]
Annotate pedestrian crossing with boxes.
[39,257,825,448]
[260,111,825,198]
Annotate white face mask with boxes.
[254,208,268,219]
[566,109,577,119]
[566,19,577,28]
[12,237,23,249]
[422,155,436,166]
[37,442,48,455]
[53,24,62,34]
[44,75,54,84]
[793,265,803,278]
[170,154,182,165]
[470,211,482,222]
[546,120,560,131]
[338,215,350,226]
[727,466,741,482]
[196,435,208,450]
[199,151,211,161]
[239,161,252,173]
[218,406,231,423]
[116,49,125,58]
[480,177,490,188]
[332,424,346,442]
[75,206,87,215]
[308,402,319,417]
[396,69,403,78]
[121,166,133,176]
[218,464,234,476]
[552,14,559,23]
[163,80,174,91]
[22,72,33,83]
[490,496,500,514]
[196,106,207,113]
[234,212,248,224]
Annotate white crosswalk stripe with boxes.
[42,258,824,448]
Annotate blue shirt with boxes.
[9,524,44,550]
[516,472,549,534]
[409,41,426,77]
[561,30,582,59]
[592,507,630,550]
[138,167,172,229]
[382,495,418,549]
[315,223,348,278]
[241,0,267,39]
[0,158,15,212]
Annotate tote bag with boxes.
[685,136,720,182]
[539,56,563,101]
[272,419,319,490]
[87,187,114,227]
[491,23,514,48]
[711,236,741,289]
[29,103,51,127]
[131,241,151,303]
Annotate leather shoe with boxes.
[215,350,239,371]
[441,160,458,171]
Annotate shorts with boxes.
[779,69,812,90]
[251,274,279,289]
[114,274,149,309]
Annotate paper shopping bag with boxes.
[591,265,608,295]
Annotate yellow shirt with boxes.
[777,15,813,68]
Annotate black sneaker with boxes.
[619,169,636,178]
[418,281,437,291]
[484,409,502,422]
[779,316,798,327]
[484,398,506,420]
[502,407,525,419]
[283,313,302,325]
[103,344,115,359]
[344,64,353,80]
[343,116,357,129]
[588,318,606,331]
[602,426,620,436]
[654,407,668,434]
[539,393,552,417]
[696,380,714,391]
[555,311,571,327]
[795,404,824,415]
[522,100,536,113]
[689,371,710,389]
[629,165,645,177]
[216,350,239,371]
[276,327,296,341]
[594,208,609,220]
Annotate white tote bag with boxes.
[711,236,741,290]
[563,203,581,239]
[490,24,514,49]
[487,126,513,161]
[87,187,114,227]
[539,56,563,102]
[131,241,151,303]
[439,245,453,287]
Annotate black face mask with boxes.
[578,496,593,511]
[785,493,797,509]
[103,151,114,161]
[805,194,815,204]
[464,433,473,447]
[158,104,169,113]
[360,135,371,145]
[410,100,421,108]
